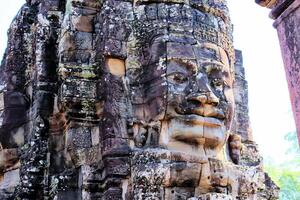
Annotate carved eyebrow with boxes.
[202,61,229,74]
[167,58,198,73]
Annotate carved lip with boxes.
[190,107,226,120]
[174,106,226,126]
[174,114,224,127]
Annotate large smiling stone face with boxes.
[158,39,234,157]
[128,1,235,159]
[166,42,234,126]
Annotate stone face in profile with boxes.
[0,0,279,199]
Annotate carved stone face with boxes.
[165,42,234,126]
[131,37,236,196]
[150,38,235,156]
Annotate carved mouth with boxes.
[174,106,226,126]
[173,114,224,127]
[189,107,226,119]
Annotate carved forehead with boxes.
[148,36,229,61]
[147,37,231,73]
[194,43,231,69]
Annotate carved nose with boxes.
[207,92,220,105]
[188,74,220,106]
[188,91,219,106]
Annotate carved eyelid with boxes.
[166,72,188,80]
[212,78,228,86]
[212,78,230,89]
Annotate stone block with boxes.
[168,4,181,21]
[59,64,98,79]
[107,23,131,41]
[167,42,195,59]
[59,31,93,54]
[33,91,55,117]
[60,50,92,64]
[71,15,94,32]
[4,91,29,109]
[56,189,82,200]
[145,4,158,20]
[61,80,97,99]
[103,156,130,177]
[0,148,19,172]
[49,112,67,135]
[106,58,126,77]
[66,126,92,149]
[157,3,168,19]
[240,142,262,167]
[91,126,100,146]
[0,93,3,111]
[69,146,101,167]
[74,31,93,50]
[193,45,218,61]
[0,169,20,193]
[169,162,201,187]
[0,124,25,149]
[40,0,61,11]
[104,39,127,58]
[102,187,123,200]
[189,193,233,200]
[165,187,194,199]
[49,151,66,174]
[59,31,76,53]
[49,134,65,152]
[102,138,131,157]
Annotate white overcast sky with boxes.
[0,0,296,163]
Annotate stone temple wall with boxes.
[0,0,279,199]
[232,50,251,142]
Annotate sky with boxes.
[227,0,296,163]
[0,0,296,163]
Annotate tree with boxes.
[265,131,300,200]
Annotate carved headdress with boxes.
[134,0,235,69]
[190,0,235,66]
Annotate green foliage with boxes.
[279,170,300,199]
[266,165,300,200]
[265,132,300,200]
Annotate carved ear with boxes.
[133,124,148,148]
[228,134,242,164]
